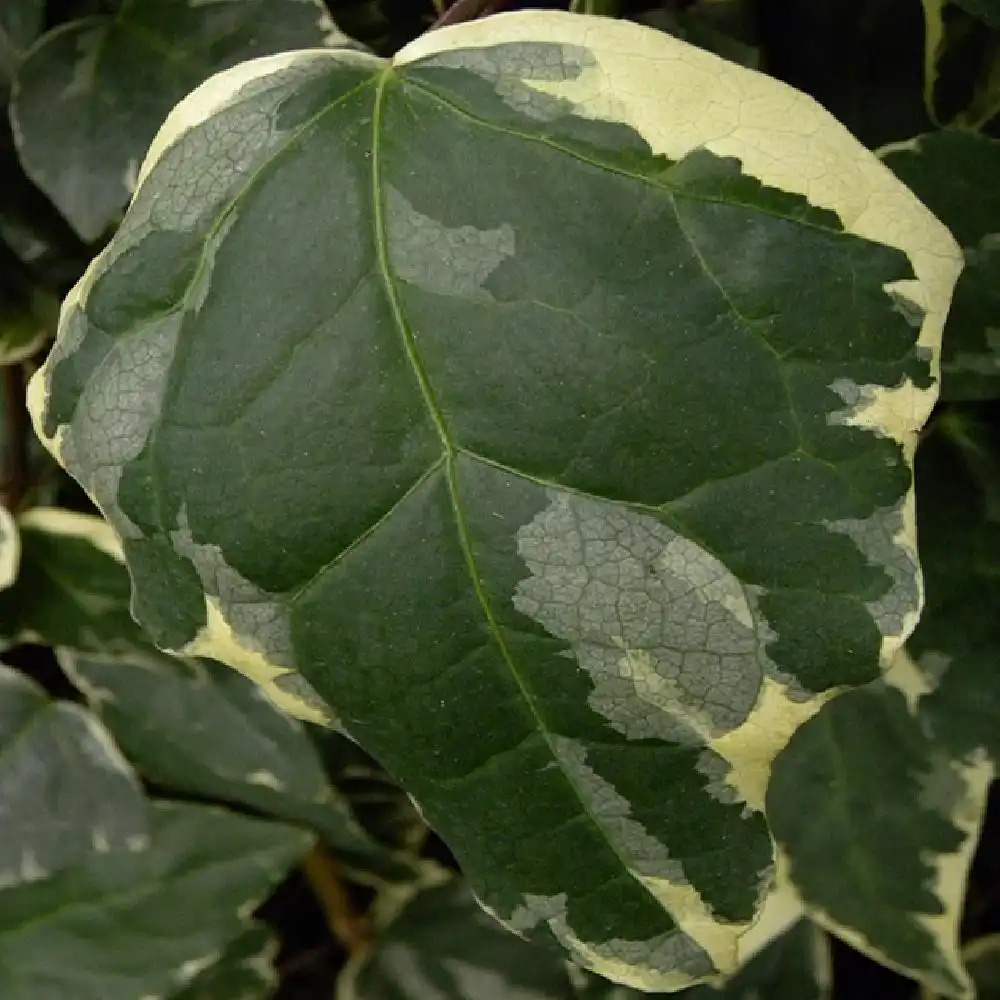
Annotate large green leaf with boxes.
[0,664,148,887]
[881,132,1000,400]
[28,10,961,989]
[64,650,418,881]
[9,0,353,242]
[0,800,310,1000]
[766,406,1000,997]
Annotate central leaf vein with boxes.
[369,70,692,927]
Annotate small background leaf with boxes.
[0,0,43,90]
[9,0,354,240]
[881,132,1000,400]
[0,801,311,1000]
[170,923,279,1000]
[64,650,419,882]
[0,507,150,656]
[340,877,578,1000]
[0,663,148,887]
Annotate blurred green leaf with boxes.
[0,801,311,1000]
[0,507,150,657]
[0,0,43,90]
[64,651,420,883]
[170,923,278,1000]
[881,131,1000,400]
[9,0,354,241]
[952,0,1000,28]
[0,662,148,888]
[341,878,577,1000]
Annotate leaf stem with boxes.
[301,844,373,955]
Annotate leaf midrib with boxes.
[369,69,690,935]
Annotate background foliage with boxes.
[0,1,998,999]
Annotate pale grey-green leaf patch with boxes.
[9,0,354,241]
[0,663,148,888]
[64,651,418,882]
[0,801,311,1000]
[28,10,960,989]
[881,131,1000,400]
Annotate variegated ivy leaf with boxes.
[28,10,961,990]
[0,801,310,1000]
[767,409,1000,998]
[63,651,418,882]
[0,663,148,888]
[9,0,355,242]
[170,923,278,1000]
[341,877,577,1000]
[0,507,149,656]
[881,132,1000,400]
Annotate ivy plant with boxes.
[1,2,999,1000]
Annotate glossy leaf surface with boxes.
[29,10,961,989]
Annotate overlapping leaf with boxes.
[0,663,148,887]
[882,132,1000,400]
[767,407,1000,997]
[171,923,278,1000]
[345,879,830,1000]
[0,800,310,1000]
[28,10,961,989]
[9,0,353,241]
[342,878,577,1000]
[65,651,418,881]
[0,507,149,656]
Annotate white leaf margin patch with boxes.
[0,505,20,590]
[770,651,993,999]
[399,9,962,669]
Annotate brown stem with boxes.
[1,365,29,512]
[301,845,373,955]
[430,0,510,30]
